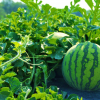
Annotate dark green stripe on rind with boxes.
[93,44,100,90]
[78,42,90,90]
[62,46,75,88]
[62,44,77,88]
[89,43,100,91]
[71,43,83,89]
[84,43,98,90]
[68,44,82,89]
[62,43,83,89]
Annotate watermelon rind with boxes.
[62,41,100,91]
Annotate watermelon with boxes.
[62,41,100,91]
[46,32,69,45]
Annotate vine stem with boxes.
[27,49,35,85]
[0,50,22,68]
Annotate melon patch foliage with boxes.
[0,0,100,99]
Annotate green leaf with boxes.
[79,30,83,37]
[51,47,65,60]
[59,27,76,33]
[3,53,12,60]
[50,86,58,92]
[85,0,94,10]
[6,97,14,100]
[74,0,80,5]
[0,87,11,100]
[46,32,68,45]
[0,56,5,61]
[31,92,46,99]
[61,91,68,99]
[41,23,48,31]
[38,0,42,5]
[42,4,51,14]
[57,94,63,100]
[27,97,36,100]
[0,43,6,55]
[17,94,25,100]
[87,25,100,30]
[94,0,100,4]
[36,86,44,93]
[22,86,32,98]
[67,37,78,46]
[64,6,68,12]
[1,72,17,79]
[0,31,6,36]
[14,59,24,67]
[8,32,20,41]
[50,7,57,15]
[49,88,57,98]
[12,41,22,48]
[67,94,79,100]
[8,77,22,93]
[0,78,4,87]
[2,65,13,74]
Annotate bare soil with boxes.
[47,78,100,100]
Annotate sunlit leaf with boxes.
[0,56,5,61]
[50,7,57,15]
[42,4,51,14]
[46,32,69,45]
[31,92,46,99]
[1,72,17,79]
[74,0,80,5]
[85,0,93,10]
[36,86,44,93]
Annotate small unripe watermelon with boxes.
[62,41,100,91]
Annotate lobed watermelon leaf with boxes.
[85,0,94,10]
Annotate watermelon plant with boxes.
[0,0,100,99]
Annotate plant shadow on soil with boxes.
[47,78,100,100]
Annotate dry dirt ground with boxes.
[47,78,100,100]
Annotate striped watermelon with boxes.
[62,41,100,91]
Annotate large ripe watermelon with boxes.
[62,41,100,91]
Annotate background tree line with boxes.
[0,0,89,20]
[0,0,27,19]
